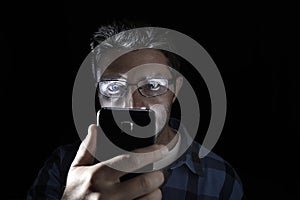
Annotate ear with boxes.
[172,76,183,103]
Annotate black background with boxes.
[1,2,299,199]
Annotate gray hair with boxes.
[90,22,180,82]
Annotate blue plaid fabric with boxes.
[161,140,244,199]
[27,119,244,199]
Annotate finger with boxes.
[100,144,168,178]
[136,189,162,200]
[118,171,164,200]
[71,124,97,167]
[133,144,167,153]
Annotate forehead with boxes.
[99,49,172,80]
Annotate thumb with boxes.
[71,124,97,167]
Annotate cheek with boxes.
[99,96,123,107]
[146,94,174,133]
[140,94,173,110]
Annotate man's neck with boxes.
[156,126,178,150]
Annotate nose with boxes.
[124,94,134,108]
[124,86,141,108]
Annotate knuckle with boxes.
[139,176,153,192]
[89,171,99,186]
[157,171,164,184]
[150,171,164,186]
[141,189,162,200]
[157,189,162,199]
[89,165,106,186]
[151,189,162,200]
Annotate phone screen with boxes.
[97,107,157,151]
[97,107,157,181]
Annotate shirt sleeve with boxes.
[220,160,245,200]
[26,142,79,200]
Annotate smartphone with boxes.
[96,107,157,181]
[97,107,157,151]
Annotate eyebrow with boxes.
[100,74,127,81]
[100,72,172,82]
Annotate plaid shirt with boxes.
[27,119,244,199]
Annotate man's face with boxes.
[98,49,181,134]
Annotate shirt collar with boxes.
[169,141,204,176]
[168,118,204,176]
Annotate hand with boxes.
[62,124,169,200]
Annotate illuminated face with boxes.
[98,49,182,135]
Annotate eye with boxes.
[107,82,122,93]
[139,79,168,92]
[147,81,161,91]
[137,78,169,97]
[99,81,127,97]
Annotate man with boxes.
[27,22,244,199]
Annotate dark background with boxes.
[1,2,299,199]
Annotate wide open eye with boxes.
[99,81,127,98]
[147,80,161,91]
[138,78,169,97]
